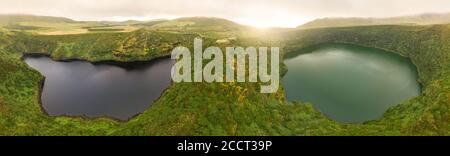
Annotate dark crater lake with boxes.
[24,55,173,120]
[283,43,421,123]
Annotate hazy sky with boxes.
[1,0,450,27]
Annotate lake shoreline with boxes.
[21,52,172,68]
[284,42,424,88]
[282,43,422,123]
[23,53,175,122]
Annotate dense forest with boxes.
[0,16,448,135]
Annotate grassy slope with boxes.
[0,22,448,135]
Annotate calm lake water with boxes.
[24,56,173,120]
[283,43,421,123]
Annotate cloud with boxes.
[1,0,449,27]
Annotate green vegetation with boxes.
[0,16,448,135]
[12,30,200,62]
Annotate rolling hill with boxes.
[299,12,450,29]
[0,14,248,37]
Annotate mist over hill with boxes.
[0,14,76,25]
[2,12,450,32]
[0,14,249,36]
[298,12,450,29]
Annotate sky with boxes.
[1,0,450,28]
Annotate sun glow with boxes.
[231,14,313,28]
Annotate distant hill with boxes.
[141,17,248,32]
[134,17,250,38]
[0,14,75,25]
[298,13,450,29]
[0,14,248,36]
[173,17,244,28]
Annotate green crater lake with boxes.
[283,43,421,123]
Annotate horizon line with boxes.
[1,11,449,29]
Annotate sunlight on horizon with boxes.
[1,0,450,28]
[232,16,313,28]
[93,15,313,28]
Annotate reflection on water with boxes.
[283,43,421,123]
[25,56,173,120]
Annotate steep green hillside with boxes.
[0,31,118,135]
[0,23,448,135]
[9,30,200,61]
